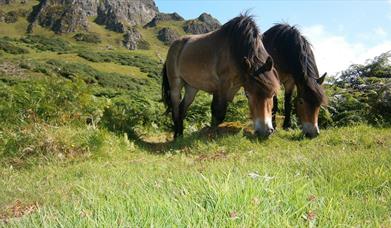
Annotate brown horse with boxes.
[262,24,327,138]
[162,14,280,138]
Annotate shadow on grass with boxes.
[126,123,308,154]
[132,123,248,154]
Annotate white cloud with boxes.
[374,27,387,37]
[302,25,391,76]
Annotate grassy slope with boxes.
[1,125,390,226]
[1,2,391,227]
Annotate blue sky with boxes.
[155,0,391,75]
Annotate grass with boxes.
[0,3,390,226]
[0,125,390,226]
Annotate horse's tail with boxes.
[162,62,172,114]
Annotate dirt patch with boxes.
[0,61,26,77]
[0,200,39,223]
[198,122,253,139]
[195,150,228,163]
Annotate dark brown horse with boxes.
[262,23,327,138]
[162,14,280,138]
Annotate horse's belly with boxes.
[179,66,218,92]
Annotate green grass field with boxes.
[1,2,391,226]
[1,125,390,226]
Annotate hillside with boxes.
[1,0,391,226]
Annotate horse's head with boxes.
[244,56,279,137]
[296,72,327,138]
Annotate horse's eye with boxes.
[298,98,304,105]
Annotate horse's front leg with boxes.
[272,95,278,129]
[211,94,228,127]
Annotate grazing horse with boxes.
[262,24,327,138]
[162,14,280,138]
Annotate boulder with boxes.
[145,12,184,28]
[183,13,221,34]
[123,27,149,50]
[157,27,179,45]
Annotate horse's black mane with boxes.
[220,14,278,96]
[263,23,327,105]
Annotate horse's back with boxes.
[168,31,230,92]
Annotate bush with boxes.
[21,35,70,52]
[101,94,168,136]
[77,51,161,79]
[0,38,29,54]
[5,11,18,23]
[73,33,102,43]
[45,59,147,90]
[0,78,104,127]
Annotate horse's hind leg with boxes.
[177,85,198,136]
[211,94,228,127]
[272,95,278,128]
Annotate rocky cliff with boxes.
[95,0,158,32]
[28,0,159,34]
[183,13,221,34]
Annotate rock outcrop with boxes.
[123,27,149,50]
[95,0,158,32]
[145,12,184,28]
[28,0,159,34]
[157,27,179,45]
[0,0,14,4]
[0,0,30,4]
[183,13,221,34]
[28,0,91,33]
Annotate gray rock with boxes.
[95,0,159,32]
[157,27,179,45]
[378,83,391,110]
[28,0,158,34]
[145,12,184,28]
[184,13,221,34]
[0,0,30,4]
[0,10,4,22]
[123,27,149,50]
[0,0,14,4]
[28,0,90,34]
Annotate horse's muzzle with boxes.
[302,122,320,138]
[255,128,275,138]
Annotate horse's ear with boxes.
[264,56,273,72]
[317,72,327,85]
[244,57,252,72]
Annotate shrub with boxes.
[21,35,70,52]
[5,11,18,23]
[77,51,161,79]
[73,33,102,43]
[0,78,104,127]
[0,38,29,54]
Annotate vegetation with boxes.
[0,2,390,226]
[0,37,29,54]
[73,33,102,43]
[21,35,71,52]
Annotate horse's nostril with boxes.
[268,128,274,134]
